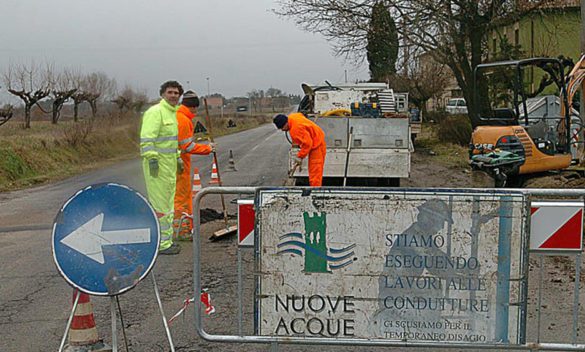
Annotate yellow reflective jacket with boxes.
[140,99,179,160]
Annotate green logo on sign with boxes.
[277,211,356,273]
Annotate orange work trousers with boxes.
[308,144,326,187]
[174,158,193,239]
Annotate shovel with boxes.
[202,98,237,240]
[283,160,301,186]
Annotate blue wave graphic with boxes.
[279,232,303,240]
[330,260,354,270]
[329,243,356,254]
[277,238,355,265]
[277,248,303,256]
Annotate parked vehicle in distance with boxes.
[446,98,468,114]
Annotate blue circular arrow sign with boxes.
[52,183,160,296]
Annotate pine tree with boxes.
[366,2,398,82]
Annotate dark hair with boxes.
[159,81,184,96]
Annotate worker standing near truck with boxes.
[273,112,326,186]
[140,80,182,255]
[174,90,214,240]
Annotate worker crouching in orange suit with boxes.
[273,113,326,186]
[174,91,214,240]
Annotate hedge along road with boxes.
[0,123,581,351]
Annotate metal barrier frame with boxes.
[194,187,585,350]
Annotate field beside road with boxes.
[0,112,271,192]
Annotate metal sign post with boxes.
[237,199,255,336]
[194,187,585,350]
[529,200,584,345]
[52,183,174,351]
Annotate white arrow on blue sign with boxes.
[52,183,160,296]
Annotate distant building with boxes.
[489,1,580,95]
[425,1,580,112]
[204,96,224,110]
[226,97,250,112]
[490,0,580,61]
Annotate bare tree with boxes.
[266,87,284,112]
[48,69,77,124]
[0,104,14,127]
[247,90,262,112]
[69,70,89,122]
[392,54,450,114]
[83,72,116,117]
[111,85,148,115]
[2,61,51,128]
[132,89,149,113]
[112,85,135,112]
[275,0,548,127]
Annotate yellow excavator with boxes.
[469,56,585,187]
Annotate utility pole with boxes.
[206,77,210,97]
[345,70,348,83]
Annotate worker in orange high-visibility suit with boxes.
[274,113,326,186]
[174,90,214,240]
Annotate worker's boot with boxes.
[159,243,181,255]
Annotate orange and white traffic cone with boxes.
[65,290,109,351]
[227,150,237,171]
[192,167,202,194]
[209,162,220,185]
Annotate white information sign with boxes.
[256,189,527,345]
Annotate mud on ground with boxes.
[106,148,585,352]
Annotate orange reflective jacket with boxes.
[177,105,213,157]
[174,105,212,237]
[288,113,326,186]
[288,113,325,159]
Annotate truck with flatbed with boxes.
[290,82,413,186]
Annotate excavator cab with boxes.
[469,57,582,187]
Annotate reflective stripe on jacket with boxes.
[176,105,213,156]
[140,99,179,159]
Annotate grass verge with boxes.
[415,123,470,169]
[0,112,270,192]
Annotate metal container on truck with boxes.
[291,82,413,186]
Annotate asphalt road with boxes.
[0,123,291,351]
[1,123,583,352]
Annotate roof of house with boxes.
[517,0,579,10]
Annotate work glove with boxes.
[177,157,184,174]
[209,142,216,153]
[293,156,303,166]
[148,158,159,178]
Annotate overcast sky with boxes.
[0,0,368,100]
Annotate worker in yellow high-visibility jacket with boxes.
[140,81,182,255]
